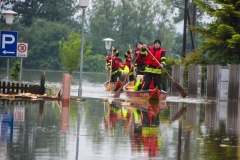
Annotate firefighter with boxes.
[140,39,166,90]
[131,41,148,76]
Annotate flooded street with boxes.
[0,69,239,160]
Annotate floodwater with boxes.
[0,69,239,160]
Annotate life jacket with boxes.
[134,49,147,66]
[119,64,129,74]
[111,56,120,71]
[125,57,132,68]
[106,55,111,62]
[145,46,166,67]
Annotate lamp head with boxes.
[79,0,89,8]
[102,38,114,50]
[2,10,18,26]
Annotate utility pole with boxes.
[182,0,188,58]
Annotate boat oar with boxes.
[113,49,141,98]
[106,50,114,92]
[145,47,188,98]
[171,106,187,122]
[159,106,187,135]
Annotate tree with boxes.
[10,60,20,81]
[189,0,240,65]
[59,30,92,75]
[88,0,118,55]
[83,54,106,72]
[2,0,78,27]
[18,19,73,70]
[88,0,177,56]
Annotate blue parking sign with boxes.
[0,31,18,57]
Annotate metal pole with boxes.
[20,58,23,83]
[182,0,188,58]
[106,49,108,80]
[7,58,9,82]
[78,8,86,98]
[7,25,11,82]
[75,102,81,160]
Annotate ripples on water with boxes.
[1,99,239,160]
[0,70,239,159]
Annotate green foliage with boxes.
[182,51,209,69]
[88,0,177,57]
[59,30,92,75]
[3,0,78,27]
[228,34,240,49]
[161,56,181,90]
[189,0,240,65]
[45,85,53,96]
[10,60,21,81]
[83,54,106,72]
[19,19,73,70]
[0,0,209,72]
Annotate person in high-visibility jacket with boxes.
[105,53,111,70]
[111,46,120,57]
[119,59,130,74]
[140,39,166,90]
[124,49,135,81]
[131,41,148,76]
[105,46,120,70]
[106,54,121,83]
[119,59,130,82]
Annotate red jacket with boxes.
[111,56,120,71]
[145,46,166,67]
[135,49,147,66]
[125,56,132,68]
[106,55,111,62]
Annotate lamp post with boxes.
[3,10,18,82]
[102,38,114,79]
[78,0,89,98]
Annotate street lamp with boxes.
[3,10,18,82]
[102,38,114,53]
[102,38,114,80]
[78,0,89,98]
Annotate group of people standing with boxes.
[105,39,166,90]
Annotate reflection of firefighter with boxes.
[131,108,143,152]
[130,106,162,157]
[103,101,129,131]
[142,109,162,157]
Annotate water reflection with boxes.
[103,99,184,158]
[61,101,70,132]
[75,102,81,160]
[0,98,239,159]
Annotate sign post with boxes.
[0,31,18,57]
[17,43,28,83]
[0,31,18,82]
